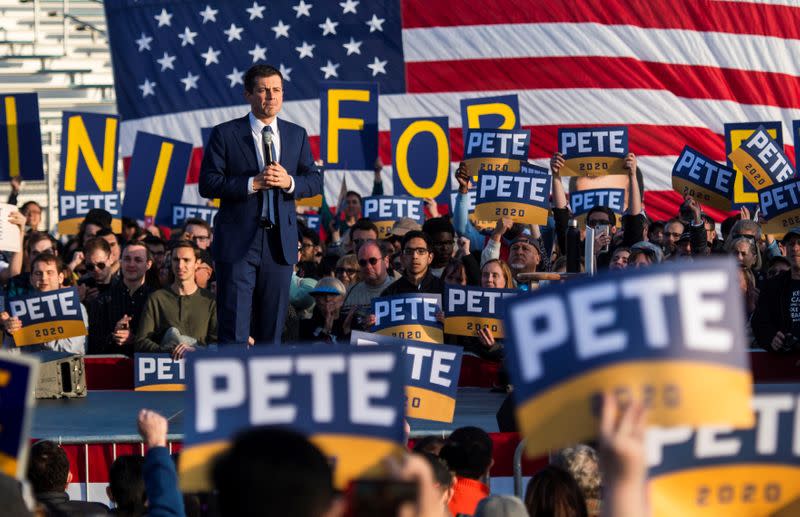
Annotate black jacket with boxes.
[380,270,444,297]
[751,270,796,351]
[36,491,109,517]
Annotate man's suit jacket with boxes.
[199,115,322,264]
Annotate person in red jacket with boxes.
[439,426,494,516]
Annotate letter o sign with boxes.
[395,120,449,199]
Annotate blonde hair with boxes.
[551,444,601,501]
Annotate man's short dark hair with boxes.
[439,426,493,480]
[422,217,455,236]
[169,239,200,259]
[401,230,431,250]
[108,455,145,514]
[300,227,320,247]
[123,241,153,262]
[586,206,617,227]
[182,217,212,235]
[213,427,335,517]
[25,232,57,255]
[351,218,379,236]
[20,200,41,213]
[345,190,362,204]
[83,237,112,257]
[142,235,166,249]
[648,221,665,234]
[244,64,282,93]
[30,252,64,274]
[27,440,70,493]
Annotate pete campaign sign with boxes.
[8,287,86,346]
[672,145,735,212]
[475,163,551,226]
[725,122,783,208]
[362,196,425,238]
[757,177,800,235]
[569,188,625,227]
[0,93,44,181]
[134,354,185,391]
[460,94,520,150]
[558,126,629,176]
[0,353,38,479]
[180,346,405,491]
[58,112,122,234]
[648,384,800,517]
[463,128,530,178]
[728,126,796,191]
[372,293,443,343]
[172,204,218,229]
[351,331,463,423]
[443,285,518,338]
[503,258,753,457]
[450,190,494,231]
[320,82,378,171]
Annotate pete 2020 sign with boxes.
[351,331,463,423]
[372,293,443,344]
[134,354,185,391]
[725,122,783,208]
[672,145,735,212]
[475,163,551,226]
[8,287,87,346]
[463,128,530,179]
[0,353,38,479]
[362,196,425,238]
[570,188,625,227]
[757,177,800,235]
[648,383,800,517]
[443,285,517,338]
[728,126,795,192]
[58,112,121,234]
[179,346,405,491]
[558,126,629,176]
[503,258,753,457]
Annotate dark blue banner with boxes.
[320,82,378,171]
[0,93,44,181]
[0,354,38,479]
[391,117,450,206]
[459,94,520,148]
[134,353,185,391]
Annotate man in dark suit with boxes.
[199,64,322,345]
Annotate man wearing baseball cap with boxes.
[506,235,543,285]
[752,228,800,352]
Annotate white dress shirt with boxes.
[246,113,295,219]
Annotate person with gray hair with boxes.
[552,445,602,517]
[729,235,761,271]
[474,495,528,517]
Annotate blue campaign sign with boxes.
[58,191,122,234]
[443,284,518,338]
[350,331,464,423]
[558,126,629,176]
[301,214,321,233]
[463,128,530,178]
[180,345,405,491]
[134,354,185,391]
[570,188,625,224]
[648,383,800,517]
[475,163,551,226]
[672,145,735,212]
[503,258,753,457]
[725,121,783,208]
[8,287,87,347]
[728,125,796,194]
[172,204,218,228]
[757,177,800,235]
[362,195,425,238]
[0,353,38,479]
[320,82,379,171]
[372,293,443,343]
[0,93,44,181]
[122,132,192,226]
[391,117,451,206]
[459,94,520,148]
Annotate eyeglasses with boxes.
[85,262,107,272]
[403,247,430,256]
[358,257,380,267]
[300,242,314,249]
[587,219,610,228]
[336,267,358,275]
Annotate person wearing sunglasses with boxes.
[334,254,359,291]
[341,240,396,332]
[77,238,115,303]
[381,231,444,297]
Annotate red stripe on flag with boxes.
[401,0,800,40]
[645,190,736,223]
[407,56,800,110]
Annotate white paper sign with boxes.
[0,203,21,253]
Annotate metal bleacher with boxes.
[0,0,116,229]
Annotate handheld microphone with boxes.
[262,130,275,165]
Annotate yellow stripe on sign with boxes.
[0,450,19,477]
[179,440,230,493]
[135,383,185,392]
[406,385,457,423]
[4,97,20,178]
[144,142,174,219]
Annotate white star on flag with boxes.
[135,32,152,52]
[318,17,339,36]
[154,8,172,27]
[199,5,218,23]
[279,63,292,81]
[292,0,312,18]
[201,46,221,65]
[156,52,176,71]
[367,56,388,76]
[366,14,385,33]
[320,60,340,79]
[178,27,198,46]
[272,20,290,39]
[180,71,199,91]
[246,1,266,20]
[248,43,267,62]
[138,78,156,97]
[342,37,362,56]
[340,0,359,14]
[295,41,315,59]
[224,23,244,42]
[226,67,244,87]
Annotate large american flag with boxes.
[105,0,800,220]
